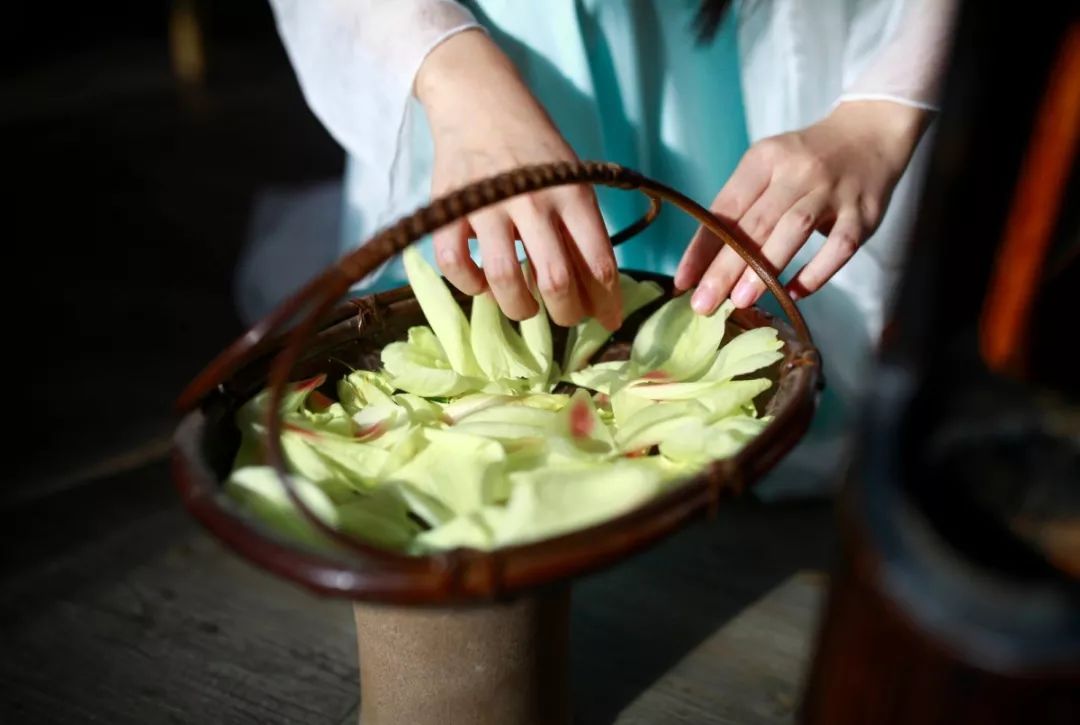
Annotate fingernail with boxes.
[731,280,754,308]
[691,286,717,314]
[788,288,802,301]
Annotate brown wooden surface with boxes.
[1,460,832,724]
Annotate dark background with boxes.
[0,9,838,725]
[6,2,343,502]
[3,3,1076,723]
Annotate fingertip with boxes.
[786,278,810,301]
[599,308,623,332]
[593,280,622,325]
[676,232,719,291]
[436,246,486,296]
[507,298,540,322]
[690,286,718,315]
[450,270,486,296]
[673,269,695,292]
[730,278,756,308]
[590,257,619,291]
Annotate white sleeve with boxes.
[838,0,959,111]
[267,0,480,170]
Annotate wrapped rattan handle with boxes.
[179,160,811,412]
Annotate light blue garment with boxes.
[342,0,749,289]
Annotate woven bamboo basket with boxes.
[172,161,823,725]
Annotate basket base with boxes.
[354,585,572,725]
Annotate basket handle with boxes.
[178,160,819,564]
[179,160,811,412]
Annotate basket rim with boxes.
[171,270,821,604]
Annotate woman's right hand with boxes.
[414,29,622,331]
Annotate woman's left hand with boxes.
[675,100,931,313]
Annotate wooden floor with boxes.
[0,460,834,725]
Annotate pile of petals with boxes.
[227,248,785,554]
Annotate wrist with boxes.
[415,28,516,113]
[830,99,931,170]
